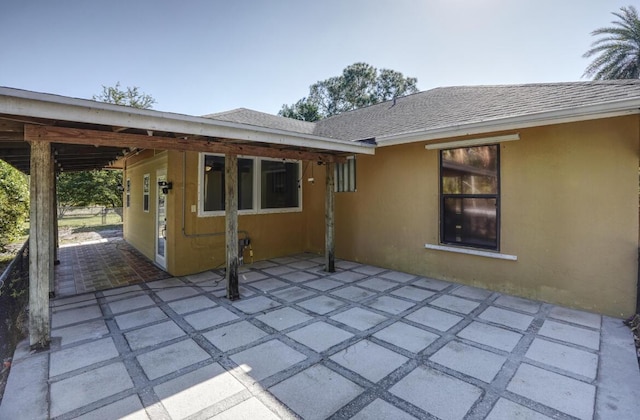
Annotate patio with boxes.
[2,250,639,419]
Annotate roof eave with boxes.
[0,87,374,155]
[376,98,640,147]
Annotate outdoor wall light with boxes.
[158,181,173,194]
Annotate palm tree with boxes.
[583,6,640,80]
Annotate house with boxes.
[0,80,639,347]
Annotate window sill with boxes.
[424,244,517,261]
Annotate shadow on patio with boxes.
[2,252,639,419]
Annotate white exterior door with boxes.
[155,169,167,269]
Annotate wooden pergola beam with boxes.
[25,125,346,163]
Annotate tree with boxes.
[56,170,123,219]
[93,82,156,109]
[279,62,419,121]
[583,6,640,80]
[0,161,29,251]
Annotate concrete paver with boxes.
[2,251,639,420]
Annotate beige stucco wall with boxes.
[123,151,168,261]
[334,116,639,317]
[161,151,326,277]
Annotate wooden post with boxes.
[28,141,53,349]
[325,162,335,272]
[53,171,60,267]
[225,153,240,300]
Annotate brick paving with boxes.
[2,253,639,419]
[55,238,170,296]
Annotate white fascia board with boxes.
[377,98,640,147]
[425,133,520,150]
[0,87,374,155]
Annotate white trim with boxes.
[424,243,517,261]
[0,86,375,155]
[377,98,640,147]
[425,133,520,150]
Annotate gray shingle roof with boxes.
[203,108,316,135]
[313,80,640,141]
[203,81,640,143]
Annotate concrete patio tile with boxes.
[525,338,598,379]
[366,295,415,315]
[390,365,482,420]
[457,321,523,352]
[184,306,239,330]
[494,295,541,314]
[115,307,167,330]
[75,395,149,420]
[269,364,363,420]
[147,278,184,289]
[154,363,246,419]
[280,271,318,283]
[167,295,216,315]
[391,285,436,301]
[50,337,119,377]
[486,398,553,420]
[101,285,144,301]
[330,285,377,302]
[373,321,439,353]
[328,271,368,282]
[51,294,98,311]
[249,278,289,292]
[507,363,595,420]
[232,296,281,314]
[358,277,398,292]
[125,320,185,350]
[154,286,199,302]
[108,294,155,314]
[271,286,316,302]
[405,306,463,332]
[239,270,269,282]
[248,260,278,269]
[352,265,387,276]
[53,319,109,346]
[330,339,408,382]
[230,339,307,382]
[548,306,601,329]
[351,398,417,420]
[256,307,313,330]
[479,306,534,331]
[210,397,279,420]
[305,278,343,291]
[379,270,417,283]
[287,259,321,270]
[430,295,480,315]
[50,362,133,417]
[430,340,507,383]
[271,256,299,264]
[451,285,493,301]
[411,277,452,291]
[52,305,103,328]
[297,295,346,314]
[203,321,268,351]
[336,260,361,270]
[331,307,389,331]
[263,266,296,276]
[185,270,220,283]
[287,321,353,352]
[538,320,600,350]
[137,338,210,380]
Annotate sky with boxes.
[0,0,632,116]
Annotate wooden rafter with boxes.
[25,125,347,163]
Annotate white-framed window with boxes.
[126,178,131,208]
[335,156,356,192]
[199,153,302,216]
[143,173,150,212]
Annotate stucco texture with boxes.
[334,116,639,318]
